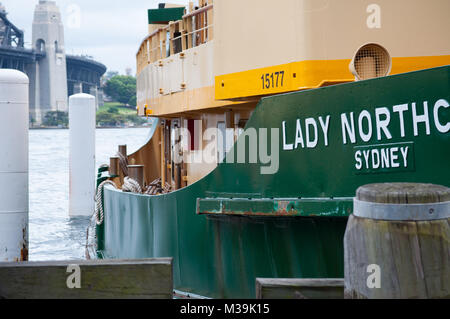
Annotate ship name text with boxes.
[281,98,449,172]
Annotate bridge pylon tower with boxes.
[30,0,68,124]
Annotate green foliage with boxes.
[128,95,137,107]
[96,112,119,126]
[107,107,119,114]
[98,102,136,115]
[42,111,68,127]
[96,103,146,127]
[104,75,137,106]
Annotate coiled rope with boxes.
[122,176,143,194]
[87,164,143,258]
[144,177,172,195]
[95,180,117,225]
[86,179,116,259]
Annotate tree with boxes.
[104,71,119,80]
[104,75,136,106]
[107,107,119,114]
[42,111,68,127]
[96,110,147,127]
[128,95,137,107]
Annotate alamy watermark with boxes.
[366,264,381,289]
[171,121,280,175]
[66,264,81,289]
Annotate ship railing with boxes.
[181,3,214,50]
[137,2,213,75]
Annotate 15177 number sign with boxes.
[261,71,285,90]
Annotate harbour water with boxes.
[29,127,150,261]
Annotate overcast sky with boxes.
[2,0,192,74]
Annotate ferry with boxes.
[94,0,450,298]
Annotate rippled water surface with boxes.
[29,127,150,261]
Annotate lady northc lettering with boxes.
[282,98,449,151]
[340,99,449,145]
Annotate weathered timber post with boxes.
[128,165,144,188]
[108,156,120,189]
[109,156,119,176]
[118,145,127,159]
[344,183,450,299]
[117,144,127,185]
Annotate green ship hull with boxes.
[97,66,450,298]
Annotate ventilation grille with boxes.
[351,43,391,80]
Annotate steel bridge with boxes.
[0,10,44,71]
[0,8,106,108]
[66,55,107,97]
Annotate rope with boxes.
[116,151,129,176]
[85,212,97,260]
[95,180,117,226]
[122,177,143,194]
[144,178,172,195]
[145,178,162,195]
[86,179,116,259]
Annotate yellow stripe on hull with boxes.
[215,55,450,100]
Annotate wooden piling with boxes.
[109,157,119,176]
[128,165,145,188]
[117,144,128,185]
[118,145,127,158]
[344,183,450,299]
